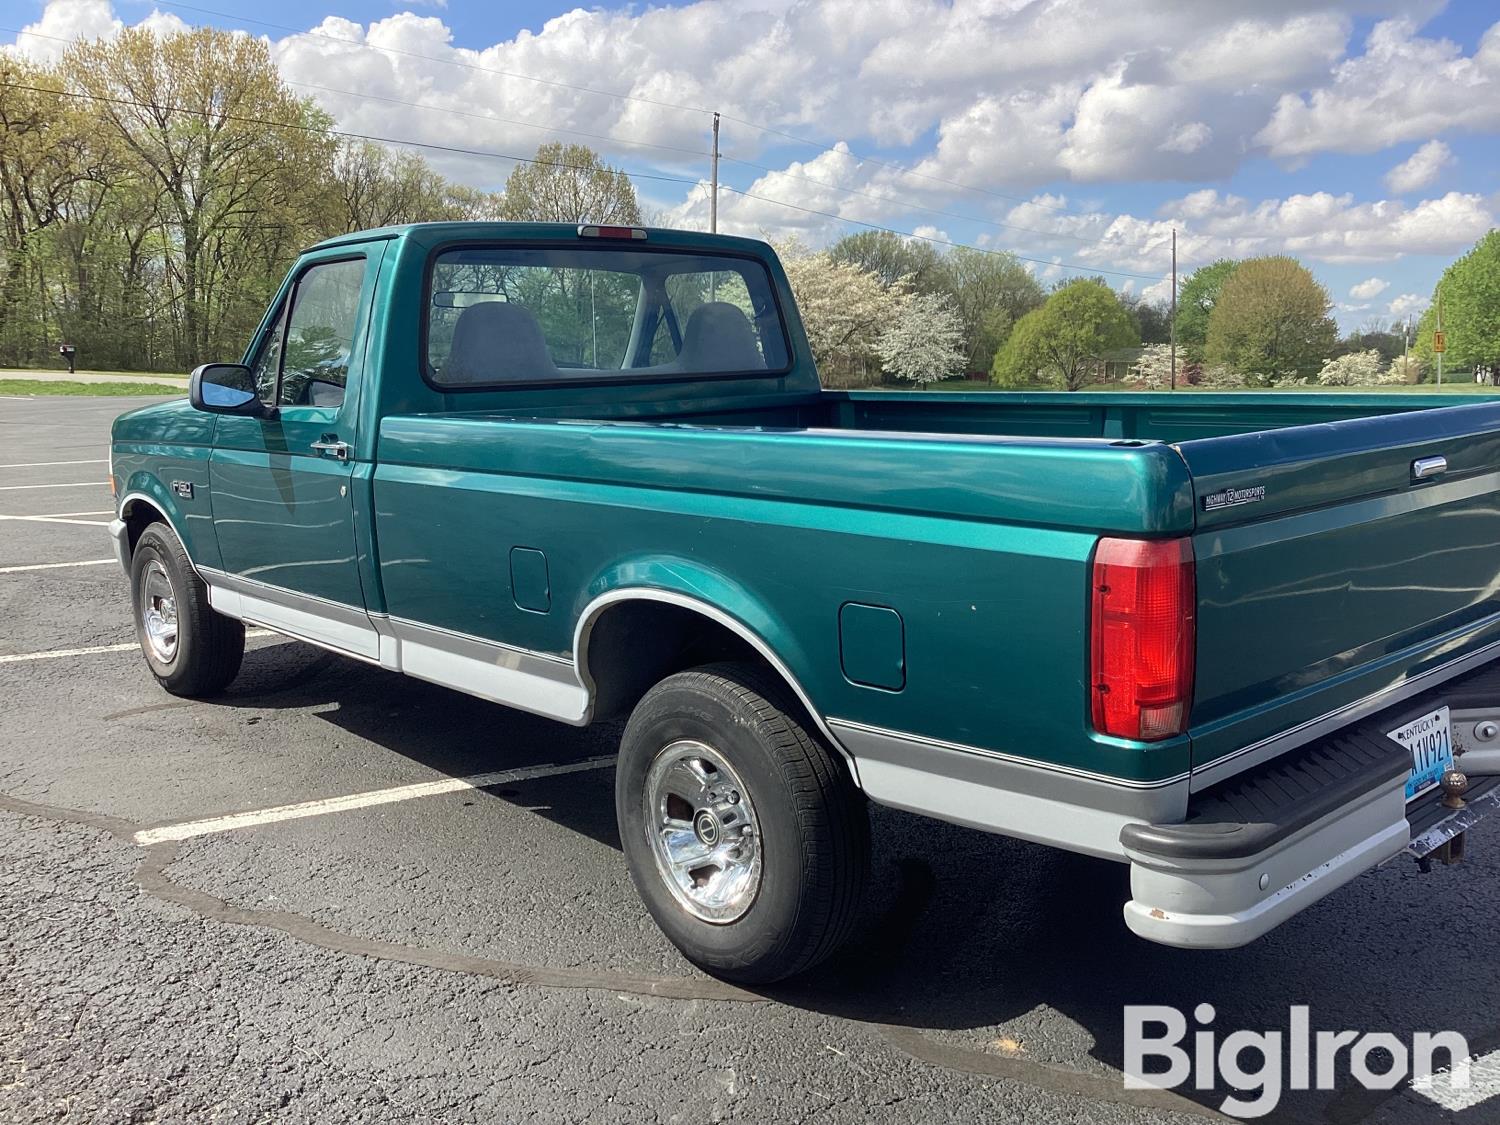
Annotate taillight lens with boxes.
[1090,536,1195,741]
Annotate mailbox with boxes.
[57,343,76,374]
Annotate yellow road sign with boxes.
[1434,331,1447,353]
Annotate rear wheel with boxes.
[130,523,244,696]
[616,661,869,983]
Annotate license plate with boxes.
[1388,706,1454,800]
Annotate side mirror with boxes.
[189,363,273,417]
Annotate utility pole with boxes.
[1403,313,1411,382]
[710,112,720,234]
[1436,287,1444,386]
[1169,227,1177,391]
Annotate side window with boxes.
[277,258,367,408]
[249,302,286,402]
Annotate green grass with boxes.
[0,379,184,397]
[931,379,1500,395]
[0,366,182,380]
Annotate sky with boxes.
[4,0,1500,330]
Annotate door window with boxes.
[276,258,367,408]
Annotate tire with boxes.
[129,522,245,697]
[616,661,869,984]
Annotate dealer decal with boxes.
[1201,484,1265,512]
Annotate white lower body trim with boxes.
[199,569,591,724]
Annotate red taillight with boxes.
[1090,536,1195,742]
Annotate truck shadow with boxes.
[212,643,1500,1124]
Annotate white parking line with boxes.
[1,641,142,662]
[0,559,115,574]
[0,628,275,663]
[132,756,616,846]
[1414,1047,1500,1110]
[0,514,109,526]
[0,459,108,469]
[0,481,104,491]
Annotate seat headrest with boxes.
[441,301,558,384]
[677,301,765,373]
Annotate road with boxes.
[0,394,1495,1124]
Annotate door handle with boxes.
[310,437,350,461]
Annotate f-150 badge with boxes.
[171,480,194,499]
[1201,484,1265,511]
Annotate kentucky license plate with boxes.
[1388,706,1454,801]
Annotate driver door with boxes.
[207,248,382,660]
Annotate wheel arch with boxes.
[573,584,860,784]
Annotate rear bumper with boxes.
[1121,665,1500,949]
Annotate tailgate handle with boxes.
[1412,455,1447,481]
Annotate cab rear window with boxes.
[425,246,790,387]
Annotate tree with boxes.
[1175,259,1238,357]
[991,279,1138,391]
[1120,292,1172,344]
[875,292,966,387]
[1204,256,1337,385]
[70,27,334,365]
[500,142,640,225]
[1316,349,1383,386]
[828,230,945,293]
[937,247,1044,375]
[328,142,503,232]
[1415,230,1500,374]
[777,239,900,387]
[1123,343,1184,389]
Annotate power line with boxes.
[0,75,1165,282]
[285,78,711,162]
[145,1,1099,220]
[719,186,1165,282]
[0,78,705,190]
[718,152,1118,247]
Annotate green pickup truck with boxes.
[110,222,1500,982]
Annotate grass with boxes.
[932,379,1500,395]
[0,366,183,380]
[0,379,184,397]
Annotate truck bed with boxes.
[373,388,1500,819]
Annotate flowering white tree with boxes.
[1197,363,1244,389]
[776,239,899,386]
[875,292,967,386]
[1386,354,1426,384]
[1317,349,1385,386]
[1124,343,1184,389]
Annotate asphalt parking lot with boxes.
[2,393,1497,1124]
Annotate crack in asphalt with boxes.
[0,787,1225,1119]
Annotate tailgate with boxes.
[1177,399,1500,783]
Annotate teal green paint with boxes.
[112,221,1500,792]
[839,604,905,691]
[510,547,551,613]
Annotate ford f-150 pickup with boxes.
[109,221,1500,982]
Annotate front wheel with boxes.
[616,661,869,984]
[130,523,245,697]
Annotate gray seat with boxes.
[677,302,765,373]
[441,301,558,384]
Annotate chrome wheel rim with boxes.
[644,740,762,924]
[138,559,179,663]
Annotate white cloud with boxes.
[4,0,120,62]
[1258,19,1500,158]
[1387,292,1430,319]
[1384,140,1454,193]
[1350,277,1390,299]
